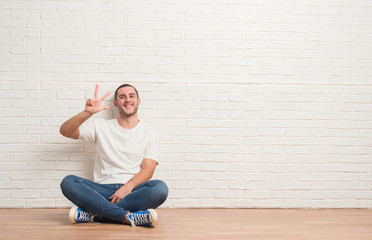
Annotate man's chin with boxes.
[119,109,137,118]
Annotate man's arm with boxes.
[109,158,158,203]
[59,110,93,139]
[59,84,110,139]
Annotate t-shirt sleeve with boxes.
[144,128,160,164]
[78,120,97,143]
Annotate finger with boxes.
[99,92,110,101]
[94,84,99,98]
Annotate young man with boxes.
[59,84,168,227]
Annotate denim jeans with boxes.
[60,175,168,223]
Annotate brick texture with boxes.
[1,0,372,208]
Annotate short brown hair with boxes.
[114,84,139,101]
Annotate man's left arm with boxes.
[109,158,158,203]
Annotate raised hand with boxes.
[85,84,110,115]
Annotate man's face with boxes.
[114,86,141,118]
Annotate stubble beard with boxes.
[118,105,138,118]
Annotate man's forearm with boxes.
[59,110,93,139]
[109,159,157,203]
[60,84,110,139]
[125,168,154,190]
[108,168,154,203]
[125,158,158,189]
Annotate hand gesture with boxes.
[85,84,110,115]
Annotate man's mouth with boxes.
[124,103,133,108]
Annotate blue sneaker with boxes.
[69,206,101,224]
[126,209,158,227]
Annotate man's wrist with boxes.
[124,181,135,190]
[82,109,94,117]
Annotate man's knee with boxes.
[60,175,79,192]
[152,180,169,202]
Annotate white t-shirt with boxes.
[79,119,160,184]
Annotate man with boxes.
[59,84,168,227]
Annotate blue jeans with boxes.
[60,175,168,223]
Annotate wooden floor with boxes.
[1,208,372,240]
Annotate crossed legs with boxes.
[60,175,168,224]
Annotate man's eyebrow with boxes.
[119,93,136,96]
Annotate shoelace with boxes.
[126,212,149,227]
[77,211,91,222]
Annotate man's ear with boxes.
[138,98,141,106]
[113,100,118,107]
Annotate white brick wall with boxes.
[1,0,372,208]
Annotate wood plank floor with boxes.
[1,208,372,240]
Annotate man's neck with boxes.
[117,114,140,129]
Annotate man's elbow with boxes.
[59,127,69,138]
[59,127,79,139]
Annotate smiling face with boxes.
[114,86,141,118]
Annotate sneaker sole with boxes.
[148,209,158,227]
[69,206,79,224]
